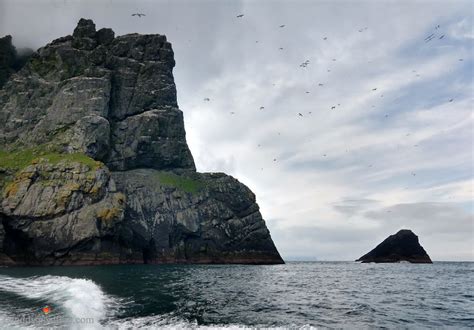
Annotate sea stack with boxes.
[356,229,432,263]
[0,19,284,266]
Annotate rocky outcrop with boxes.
[356,229,432,263]
[0,19,283,265]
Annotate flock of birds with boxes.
[131,11,463,183]
[200,16,459,118]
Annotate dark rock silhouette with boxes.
[0,19,283,266]
[0,35,33,89]
[356,229,432,263]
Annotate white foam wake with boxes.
[0,274,117,329]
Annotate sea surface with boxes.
[0,262,472,329]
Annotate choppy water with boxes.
[0,262,472,329]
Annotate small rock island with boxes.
[0,19,283,266]
[356,229,432,263]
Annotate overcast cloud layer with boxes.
[1,0,473,261]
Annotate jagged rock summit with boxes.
[0,19,284,266]
[356,229,432,263]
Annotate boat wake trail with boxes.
[0,274,119,329]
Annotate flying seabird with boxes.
[318,83,324,86]
[279,24,286,28]
[372,88,377,91]
[449,99,453,102]
[298,113,303,117]
[323,37,327,40]
[203,97,210,101]
[331,106,336,110]
[236,14,244,18]
[424,34,435,42]
[131,13,146,17]
[260,106,265,110]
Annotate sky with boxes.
[0,0,473,261]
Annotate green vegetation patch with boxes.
[155,171,205,194]
[0,147,101,172]
[29,55,57,77]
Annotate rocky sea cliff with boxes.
[0,19,283,266]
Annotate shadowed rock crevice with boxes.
[0,18,283,265]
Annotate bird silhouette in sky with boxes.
[236,14,244,18]
[203,97,210,101]
[279,24,286,28]
[131,13,146,17]
[424,33,435,42]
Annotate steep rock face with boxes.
[0,18,194,171]
[0,19,283,265]
[356,229,432,263]
[112,170,282,264]
[1,157,125,265]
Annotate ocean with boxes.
[0,262,472,329]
